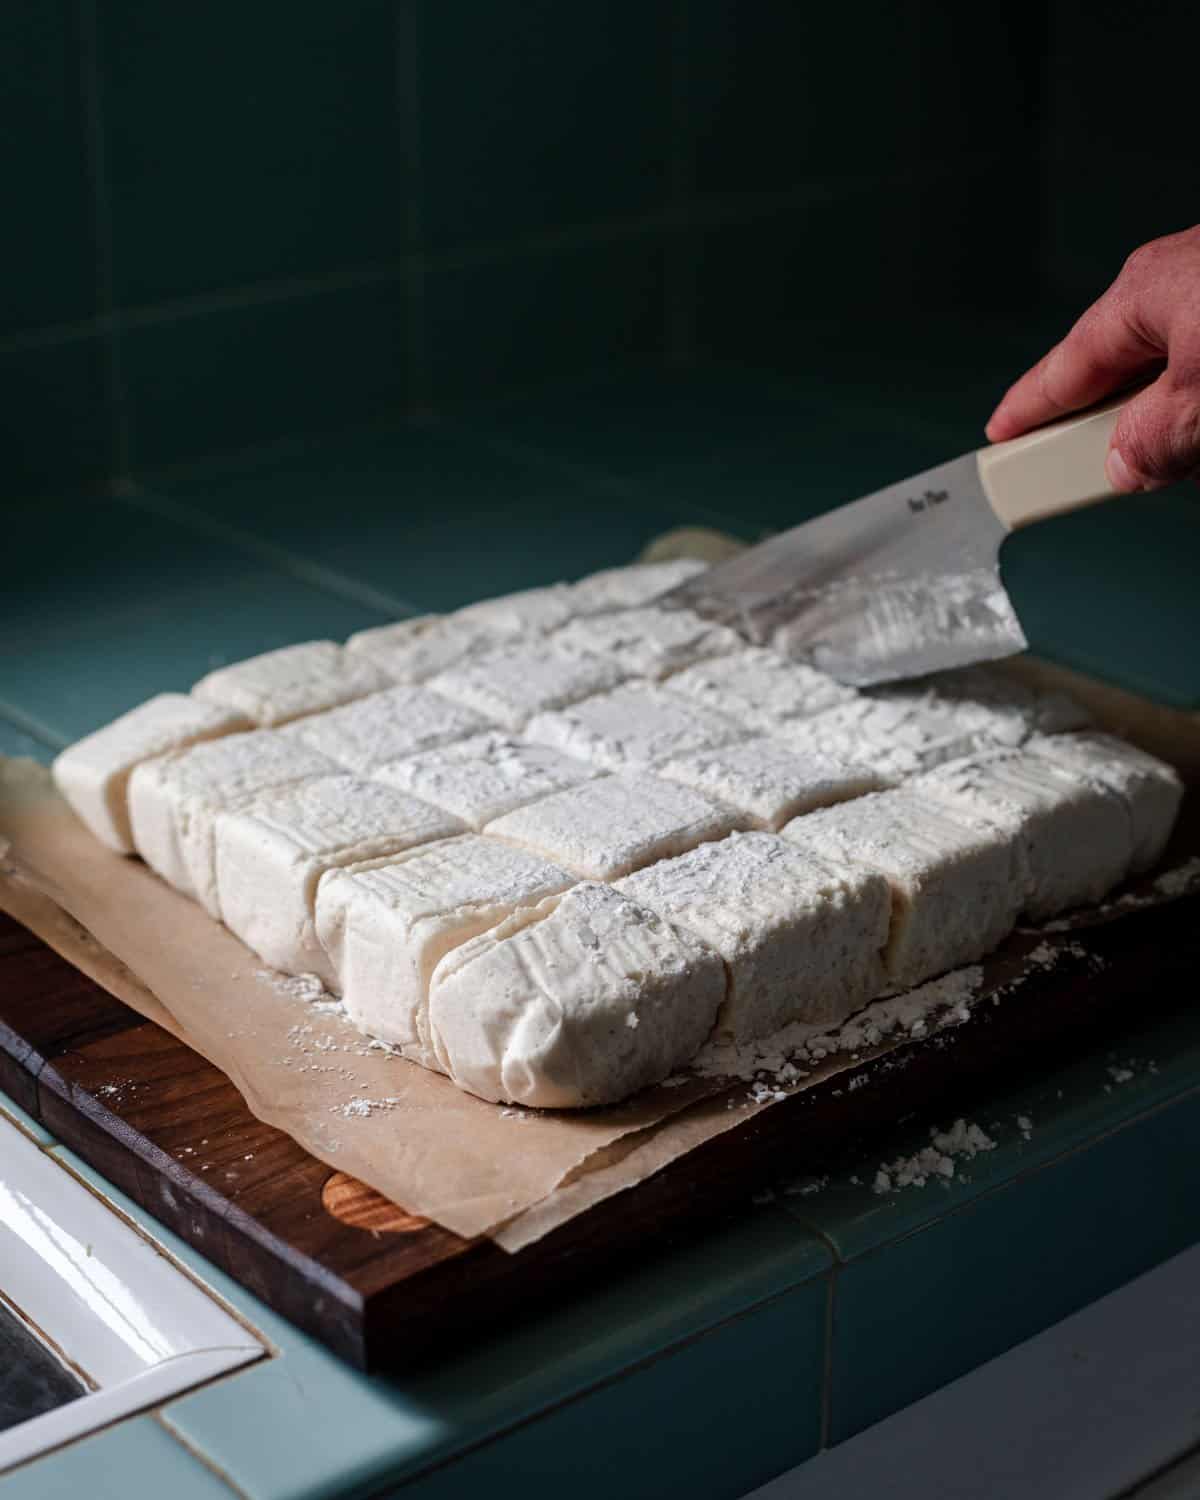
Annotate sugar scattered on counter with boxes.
[871,1118,996,1195]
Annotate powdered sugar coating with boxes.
[526,682,745,770]
[665,648,857,730]
[53,693,250,853]
[454,583,577,637]
[429,640,627,730]
[554,606,741,679]
[192,641,389,727]
[487,771,744,879]
[290,685,490,773]
[376,732,600,828]
[617,832,890,1040]
[656,737,885,830]
[567,558,708,614]
[428,881,726,1107]
[345,616,498,684]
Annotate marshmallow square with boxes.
[553,606,741,679]
[290,685,490,773]
[665,648,857,730]
[429,641,626,731]
[52,694,249,853]
[526,682,744,771]
[192,641,389,726]
[568,557,708,614]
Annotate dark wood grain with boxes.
[5,885,1200,1371]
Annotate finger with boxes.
[986,292,1163,442]
[1107,370,1200,492]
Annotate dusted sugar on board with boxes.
[784,789,1022,989]
[1029,732,1183,874]
[290,685,491,773]
[656,737,885,831]
[52,694,250,853]
[429,640,627,731]
[428,881,726,1107]
[192,641,390,727]
[917,749,1131,921]
[128,731,340,915]
[487,771,744,879]
[315,835,575,1062]
[214,777,464,985]
[376,732,600,828]
[665,648,858,731]
[616,832,890,1040]
[526,682,745,771]
[554,606,742,679]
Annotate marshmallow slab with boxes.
[316,835,574,1059]
[429,641,626,731]
[1029,731,1183,874]
[128,731,338,914]
[214,777,463,983]
[487,772,743,879]
[376,732,599,828]
[428,882,726,1107]
[554,606,741,679]
[617,832,890,1040]
[52,694,249,853]
[917,750,1133,919]
[193,641,389,727]
[290,685,490,773]
[656,737,884,830]
[665,648,857,730]
[526,682,744,771]
[784,790,1021,988]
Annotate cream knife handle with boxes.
[976,394,1129,531]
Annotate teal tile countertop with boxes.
[3,358,1200,1498]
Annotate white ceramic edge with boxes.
[0,1115,265,1473]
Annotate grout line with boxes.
[151,1412,251,1499]
[819,1269,837,1450]
[109,484,423,619]
[381,1270,829,1495]
[76,0,131,487]
[0,700,68,752]
[664,0,696,368]
[396,0,430,418]
[0,155,1017,358]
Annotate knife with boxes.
[661,395,1132,686]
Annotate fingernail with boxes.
[1106,448,1140,493]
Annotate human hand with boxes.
[986,225,1200,492]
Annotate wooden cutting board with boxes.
[3,659,1199,1371]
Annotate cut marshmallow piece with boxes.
[214,777,463,984]
[428,640,626,731]
[617,832,889,1041]
[783,789,1021,989]
[553,606,741,679]
[488,772,744,880]
[665,648,857,731]
[917,749,1133,919]
[128,731,338,914]
[290,685,491,773]
[192,641,389,727]
[656,737,885,830]
[526,682,745,771]
[428,881,726,1107]
[775,693,1008,780]
[453,583,577,638]
[568,557,708,615]
[1029,731,1183,874]
[315,835,574,1059]
[913,666,1091,744]
[345,615,496,684]
[375,732,600,829]
[52,694,250,853]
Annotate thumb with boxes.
[1107,373,1200,492]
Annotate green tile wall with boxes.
[9,0,1134,498]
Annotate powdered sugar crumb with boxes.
[871,1118,996,1195]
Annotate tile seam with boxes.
[370,1262,835,1495]
[789,1075,1200,1267]
[0,700,69,751]
[150,1412,249,1499]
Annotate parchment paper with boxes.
[0,759,769,1240]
